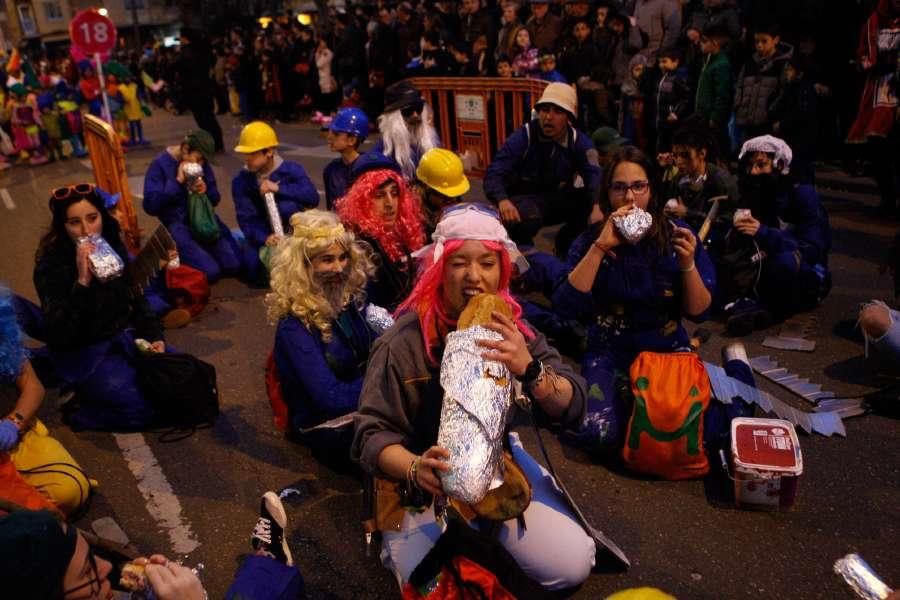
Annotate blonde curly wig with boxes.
[265,210,374,341]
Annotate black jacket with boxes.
[33,241,162,349]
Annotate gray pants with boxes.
[381,432,596,590]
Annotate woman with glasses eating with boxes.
[552,146,716,456]
[31,183,165,431]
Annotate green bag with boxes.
[188,192,220,244]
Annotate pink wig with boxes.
[397,239,534,364]
[334,169,426,263]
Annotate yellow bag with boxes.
[622,352,711,480]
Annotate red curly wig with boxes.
[397,239,534,364]
[334,169,426,263]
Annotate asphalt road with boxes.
[0,110,897,599]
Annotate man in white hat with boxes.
[484,82,601,256]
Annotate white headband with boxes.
[411,204,530,273]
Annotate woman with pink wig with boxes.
[351,204,597,591]
[335,168,426,311]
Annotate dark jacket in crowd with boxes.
[734,42,794,128]
[769,76,818,166]
[34,242,162,349]
[359,234,415,313]
[526,13,563,54]
[694,51,732,127]
[483,119,602,202]
[232,159,318,249]
[755,183,831,269]
[559,39,605,84]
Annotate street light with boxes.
[297,13,312,25]
[98,7,109,16]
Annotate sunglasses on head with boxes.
[401,100,425,117]
[51,183,96,201]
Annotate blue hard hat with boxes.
[350,151,402,183]
[329,108,370,141]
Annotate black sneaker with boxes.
[725,298,771,337]
[251,491,293,566]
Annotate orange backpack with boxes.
[622,352,711,480]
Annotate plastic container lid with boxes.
[731,417,803,476]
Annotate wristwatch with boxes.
[518,358,544,388]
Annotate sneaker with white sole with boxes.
[251,491,293,566]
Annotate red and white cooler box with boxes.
[730,417,803,510]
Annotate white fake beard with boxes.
[378,104,440,179]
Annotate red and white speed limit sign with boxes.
[69,9,117,55]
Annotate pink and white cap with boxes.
[411,203,530,273]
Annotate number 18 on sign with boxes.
[69,9,117,122]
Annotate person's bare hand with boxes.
[667,112,678,123]
[416,446,450,496]
[498,199,520,224]
[259,179,279,195]
[478,310,532,376]
[149,341,165,353]
[734,214,761,237]
[190,179,207,195]
[672,225,697,269]
[145,557,206,600]
[76,242,95,286]
[176,161,189,184]
[595,205,631,250]
[265,234,282,247]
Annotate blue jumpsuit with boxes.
[232,160,319,281]
[552,222,717,454]
[323,157,356,210]
[143,151,243,283]
[273,305,377,454]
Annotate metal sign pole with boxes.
[95,52,112,123]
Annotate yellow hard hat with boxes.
[606,588,676,600]
[234,121,279,153]
[416,148,470,198]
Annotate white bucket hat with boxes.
[535,82,577,119]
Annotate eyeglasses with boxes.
[609,180,650,197]
[440,202,500,220]
[401,100,425,117]
[52,183,95,201]
[63,546,101,598]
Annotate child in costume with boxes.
[7,83,48,165]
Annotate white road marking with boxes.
[0,188,14,210]
[114,433,201,555]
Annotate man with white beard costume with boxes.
[367,81,441,181]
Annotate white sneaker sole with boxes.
[262,491,293,566]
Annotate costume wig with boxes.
[0,285,26,380]
[397,239,533,364]
[266,210,375,342]
[377,103,441,180]
[335,168,426,263]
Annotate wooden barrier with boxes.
[83,114,141,253]
[408,77,549,177]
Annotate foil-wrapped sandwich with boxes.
[78,234,124,282]
[612,205,653,244]
[437,294,513,505]
[182,161,204,187]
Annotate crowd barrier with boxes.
[408,77,549,177]
[83,114,141,253]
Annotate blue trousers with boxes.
[224,555,305,600]
[168,219,243,283]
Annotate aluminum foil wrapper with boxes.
[437,326,511,504]
[182,162,204,188]
[613,206,653,244]
[834,554,894,600]
[364,304,395,334]
[79,234,124,282]
[264,192,284,238]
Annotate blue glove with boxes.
[0,419,21,452]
